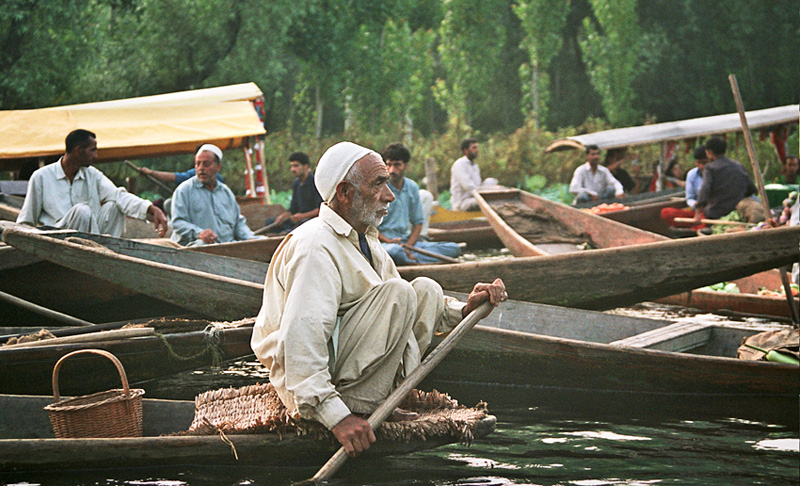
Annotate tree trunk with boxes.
[314,84,323,139]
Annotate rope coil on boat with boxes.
[154,324,225,366]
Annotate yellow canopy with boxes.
[0,83,266,172]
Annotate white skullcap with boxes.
[196,144,223,162]
[315,141,375,202]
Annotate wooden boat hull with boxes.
[1,223,796,317]
[186,235,284,262]
[0,394,496,472]
[474,188,665,256]
[0,193,22,222]
[657,269,797,318]
[0,225,266,321]
[427,217,501,249]
[429,207,483,224]
[402,226,799,311]
[419,292,798,424]
[598,198,688,236]
[0,323,255,396]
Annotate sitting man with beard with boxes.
[250,141,507,458]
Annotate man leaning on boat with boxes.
[169,144,260,246]
[16,129,168,237]
[250,141,507,458]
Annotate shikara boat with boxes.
[549,105,798,235]
[473,188,663,256]
[597,197,688,236]
[0,193,22,222]
[573,188,689,236]
[659,268,797,319]
[0,394,495,472]
[425,292,798,425]
[1,221,796,319]
[427,217,501,249]
[429,206,483,224]
[472,188,799,318]
[0,318,255,396]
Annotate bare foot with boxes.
[386,407,419,422]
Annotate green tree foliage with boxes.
[514,0,569,128]
[0,0,98,108]
[346,18,435,138]
[1,0,797,193]
[434,0,508,131]
[579,0,643,126]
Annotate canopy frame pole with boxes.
[242,141,256,199]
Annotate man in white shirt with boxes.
[16,129,167,237]
[449,138,499,211]
[251,141,506,458]
[569,144,624,204]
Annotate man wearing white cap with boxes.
[251,141,507,458]
[17,129,168,237]
[169,144,258,246]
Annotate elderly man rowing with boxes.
[251,141,506,458]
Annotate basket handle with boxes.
[52,349,132,403]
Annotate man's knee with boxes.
[410,276,443,301]
[380,278,416,300]
[73,203,93,222]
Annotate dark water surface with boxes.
[3,358,797,486]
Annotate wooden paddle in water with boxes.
[296,300,495,486]
[728,74,799,325]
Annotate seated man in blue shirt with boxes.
[170,144,259,246]
[263,151,323,233]
[377,143,461,265]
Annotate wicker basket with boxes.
[44,349,145,438]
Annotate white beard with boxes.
[352,191,388,228]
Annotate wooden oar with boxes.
[298,300,494,486]
[0,316,157,344]
[253,219,284,236]
[401,242,459,264]
[673,217,753,227]
[729,74,799,325]
[124,160,174,195]
[3,327,155,349]
[0,290,94,327]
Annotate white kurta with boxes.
[569,163,624,201]
[251,204,463,429]
[16,159,150,236]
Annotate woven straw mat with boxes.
[183,383,487,444]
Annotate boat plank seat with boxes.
[610,321,712,352]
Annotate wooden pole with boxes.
[124,160,174,195]
[298,301,494,486]
[0,290,95,327]
[728,75,773,220]
[257,138,271,204]
[401,243,459,263]
[253,220,284,236]
[728,73,798,325]
[424,157,439,200]
[674,217,752,227]
[242,143,257,199]
[3,327,154,349]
